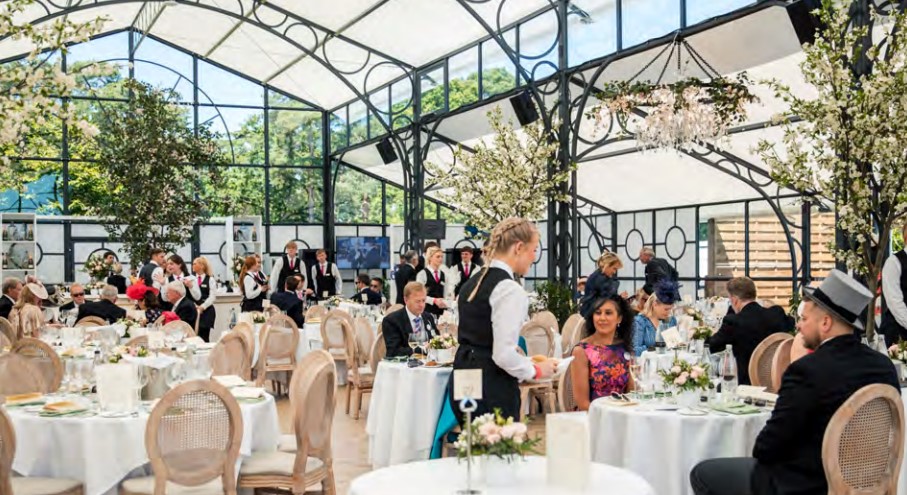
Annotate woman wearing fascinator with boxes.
[631,279,680,356]
[580,251,628,319]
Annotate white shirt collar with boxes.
[406,307,423,324]
[4,294,14,303]
[173,297,184,308]
[490,259,515,279]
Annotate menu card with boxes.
[546,414,590,490]
[96,363,138,414]
[661,326,683,348]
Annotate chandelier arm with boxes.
[627,40,676,84]
[682,40,722,79]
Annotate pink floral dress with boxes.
[578,342,631,401]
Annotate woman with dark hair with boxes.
[158,253,201,311]
[570,295,635,411]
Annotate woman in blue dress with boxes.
[580,251,627,318]
[632,279,681,355]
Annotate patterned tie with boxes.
[413,316,423,336]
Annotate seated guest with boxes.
[10,283,49,339]
[580,251,628,319]
[631,288,650,312]
[382,282,438,357]
[574,276,587,302]
[370,277,387,306]
[0,277,21,320]
[77,284,127,324]
[59,283,85,312]
[571,295,635,411]
[270,276,305,327]
[166,280,198,327]
[126,281,161,324]
[690,270,899,495]
[631,280,680,356]
[708,277,795,385]
[355,274,382,305]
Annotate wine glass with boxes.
[625,353,641,399]
[134,365,150,403]
[408,333,420,359]
[165,362,186,389]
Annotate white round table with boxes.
[7,394,280,495]
[349,456,655,495]
[366,361,452,468]
[589,399,770,495]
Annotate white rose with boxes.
[674,376,687,386]
[671,366,682,374]
[500,424,519,440]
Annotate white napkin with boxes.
[547,413,590,491]
[556,356,575,376]
[661,327,682,348]
[185,336,205,346]
[213,375,247,388]
[231,386,265,399]
[122,354,183,370]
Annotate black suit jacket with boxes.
[77,300,127,324]
[59,301,77,312]
[395,264,417,304]
[751,334,899,495]
[0,295,14,320]
[381,307,437,357]
[270,291,305,328]
[107,274,128,294]
[356,288,382,305]
[174,298,198,326]
[709,303,795,385]
[643,257,678,295]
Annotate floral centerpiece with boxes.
[115,316,141,338]
[659,358,710,407]
[83,253,111,282]
[108,345,149,363]
[889,341,907,380]
[455,409,541,485]
[684,307,705,324]
[232,254,244,283]
[428,333,457,363]
[690,325,712,341]
[251,312,267,324]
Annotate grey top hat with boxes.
[802,269,873,330]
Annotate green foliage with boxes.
[533,280,577,329]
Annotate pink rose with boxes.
[500,424,519,439]
[486,433,501,444]
[680,371,689,379]
[674,375,688,386]
[671,366,682,374]
[511,422,528,435]
[690,369,702,379]
[478,422,499,437]
[692,366,704,374]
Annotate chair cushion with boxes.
[266,357,292,366]
[121,477,223,494]
[239,451,324,476]
[11,477,83,495]
[278,433,297,452]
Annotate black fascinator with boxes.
[653,279,681,305]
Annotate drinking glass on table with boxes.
[408,333,420,359]
[625,354,641,399]
[719,347,738,403]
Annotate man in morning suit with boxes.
[166,280,198,327]
[354,274,382,305]
[383,281,438,357]
[708,277,795,385]
[0,277,22,320]
[270,275,305,327]
[394,250,418,305]
[77,284,127,324]
[690,269,899,495]
[639,246,679,296]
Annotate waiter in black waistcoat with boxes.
[310,249,341,300]
[270,241,304,294]
[138,248,165,288]
[881,224,907,344]
[453,246,480,297]
[416,246,449,317]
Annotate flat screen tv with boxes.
[336,236,390,270]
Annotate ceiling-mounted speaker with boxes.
[786,0,823,45]
[509,92,538,126]
[376,138,397,165]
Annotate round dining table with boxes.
[349,456,656,495]
[588,398,770,495]
[6,393,280,495]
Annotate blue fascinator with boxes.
[653,279,681,305]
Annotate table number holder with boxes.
[457,397,481,495]
[454,369,483,495]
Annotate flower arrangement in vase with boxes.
[108,345,149,363]
[889,340,907,380]
[428,333,457,363]
[690,326,712,341]
[659,358,710,407]
[252,313,267,325]
[83,253,111,282]
[115,316,141,338]
[455,409,541,485]
[231,254,244,283]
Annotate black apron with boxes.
[241,273,265,312]
[194,275,216,342]
[276,254,303,293]
[423,267,446,317]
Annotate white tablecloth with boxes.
[639,350,697,370]
[349,456,655,495]
[589,399,770,495]
[366,361,452,468]
[8,394,280,495]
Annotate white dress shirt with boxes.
[150,262,165,291]
[488,259,535,381]
[243,271,264,299]
[269,256,302,293]
[405,307,432,336]
[416,264,454,306]
[310,262,343,296]
[883,254,907,329]
[193,273,217,310]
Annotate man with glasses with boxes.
[370,277,386,305]
[60,283,85,313]
[355,274,382,305]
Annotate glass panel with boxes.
[368,87,391,139]
[267,89,312,109]
[349,101,368,146]
[0,161,60,214]
[67,160,111,216]
[201,106,265,164]
[420,64,445,115]
[267,109,322,165]
[448,47,479,110]
[330,110,348,153]
[133,38,193,103]
[440,204,469,224]
[687,0,754,26]
[568,0,618,67]
[334,167,383,224]
[386,184,405,225]
[202,166,265,217]
[391,79,414,130]
[69,100,128,160]
[810,204,836,280]
[698,203,745,298]
[197,58,264,107]
[746,201,795,291]
[269,168,323,223]
[481,29,517,99]
[621,0,681,48]
[519,10,559,81]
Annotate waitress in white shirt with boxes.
[191,256,217,341]
[451,217,556,421]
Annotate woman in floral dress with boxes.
[571,295,635,411]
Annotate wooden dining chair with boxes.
[305,305,327,322]
[353,317,375,368]
[161,320,196,339]
[342,318,373,420]
[232,322,255,380]
[0,332,10,351]
[531,311,559,338]
[770,338,794,393]
[0,317,16,347]
[369,333,387,376]
[239,350,337,495]
[74,316,106,327]
[557,360,578,412]
[822,383,904,495]
[0,353,45,395]
[209,332,250,379]
[516,322,556,420]
[0,407,84,495]
[748,333,793,391]
[320,310,353,367]
[384,304,403,316]
[120,379,244,495]
[560,314,585,357]
[255,317,300,396]
[12,338,63,393]
[124,335,148,348]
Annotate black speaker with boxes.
[376,138,397,164]
[509,92,538,126]
[420,219,447,240]
[787,0,823,45]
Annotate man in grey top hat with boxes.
[690,269,899,495]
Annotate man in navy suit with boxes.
[270,275,305,327]
[382,282,437,357]
[354,274,382,305]
[690,270,899,495]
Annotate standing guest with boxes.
[271,276,306,327]
[880,223,907,344]
[639,247,679,296]
[77,284,126,324]
[310,249,341,300]
[631,280,680,356]
[140,248,166,288]
[166,281,198,327]
[155,254,200,311]
[451,218,557,421]
[270,241,304,294]
[10,283,49,339]
[103,251,129,294]
[394,250,418,304]
[126,281,162,325]
[708,277,795,385]
[580,251,627,319]
[690,270,899,495]
[60,283,86,312]
[382,282,438,357]
[416,246,450,317]
[0,277,20,320]
[453,246,480,297]
[354,274,382,305]
[238,255,268,312]
[571,295,635,411]
[631,288,650,312]
[191,257,217,342]
[390,254,407,287]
